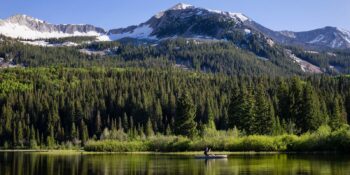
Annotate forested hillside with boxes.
[0,68,349,148]
[0,36,302,76]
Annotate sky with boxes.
[0,0,349,31]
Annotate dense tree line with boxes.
[0,68,349,148]
[0,35,303,76]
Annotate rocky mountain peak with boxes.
[169,3,194,10]
[6,14,45,24]
[0,14,106,39]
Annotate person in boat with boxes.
[204,147,211,156]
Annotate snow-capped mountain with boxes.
[0,14,106,39]
[108,3,252,40]
[0,4,350,50]
[107,3,350,50]
[237,17,350,50]
[276,27,350,49]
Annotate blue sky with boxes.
[0,0,349,31]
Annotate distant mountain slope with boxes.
[260,26,350,50]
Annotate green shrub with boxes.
[229,135,278,151]
[84,127,350,153]
[84,140,147,152]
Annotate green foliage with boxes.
[255,85,275,135]
[175,92,197,137]
[0,37,304,76]
[84,140,148,152]
[84,127,350,152]
[46,136,56,149]
[228,87,256,134]
[288,125,350,152]
[299,83,322,132]
[288,46,350,74]
[145,119,155,137]
[0,68,349,149]
[45,36,97,44]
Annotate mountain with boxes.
[253,25,350,50]
[0,14,106,39]
[107,3,350,50]
[108,3,254,40]
[107,3,280,61]
[277,27,350,50]
[1,4,350,50]
[1,3,350,75]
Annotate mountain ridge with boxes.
[0,14,106,40]
[0,3,350,50]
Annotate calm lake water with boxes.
[0,152,350,175]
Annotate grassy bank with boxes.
[84,126,350,153]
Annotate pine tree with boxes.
[0,118,2,139]
[30,126,37,149]
[203,101,216,129]
[272,116,284,135]
[17,121,24,147]
[155,99,163,122]
[299,84,322,132]
[80,120,89,146]
[255,86,274,135]
[46,136,55,149]
[71,122,77,140]
[123,113,129,132]
[154,99,163,131]
[145,118,154,137]
[329,96,346,130]
[228,88,256,134]
[165,124,172,135]
[174,92,197,137]
[345,94,350,124]
[2,104,13,138]
[228,92,241,129]
[288,78,304,133]
[95,111,102,135]
[118,117,123,131]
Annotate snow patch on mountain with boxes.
[279,31,296,38]
[229,13,249,22]
[208,9,249,22]
[338,28,350,43]
[108,25,157,40]
[155,11,165,19]
[0,14,106,40]
[97,35,112,41]
[169,3,194,10]
[244,29,251,34]
[0,22,103,39]
[308,34,325,44]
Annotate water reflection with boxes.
[0,152,350,175]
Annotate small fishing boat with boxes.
[194,155,228,159]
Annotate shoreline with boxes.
[0,150,345,155]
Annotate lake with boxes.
[0,152,350,175]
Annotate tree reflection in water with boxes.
[0,152,350,175]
